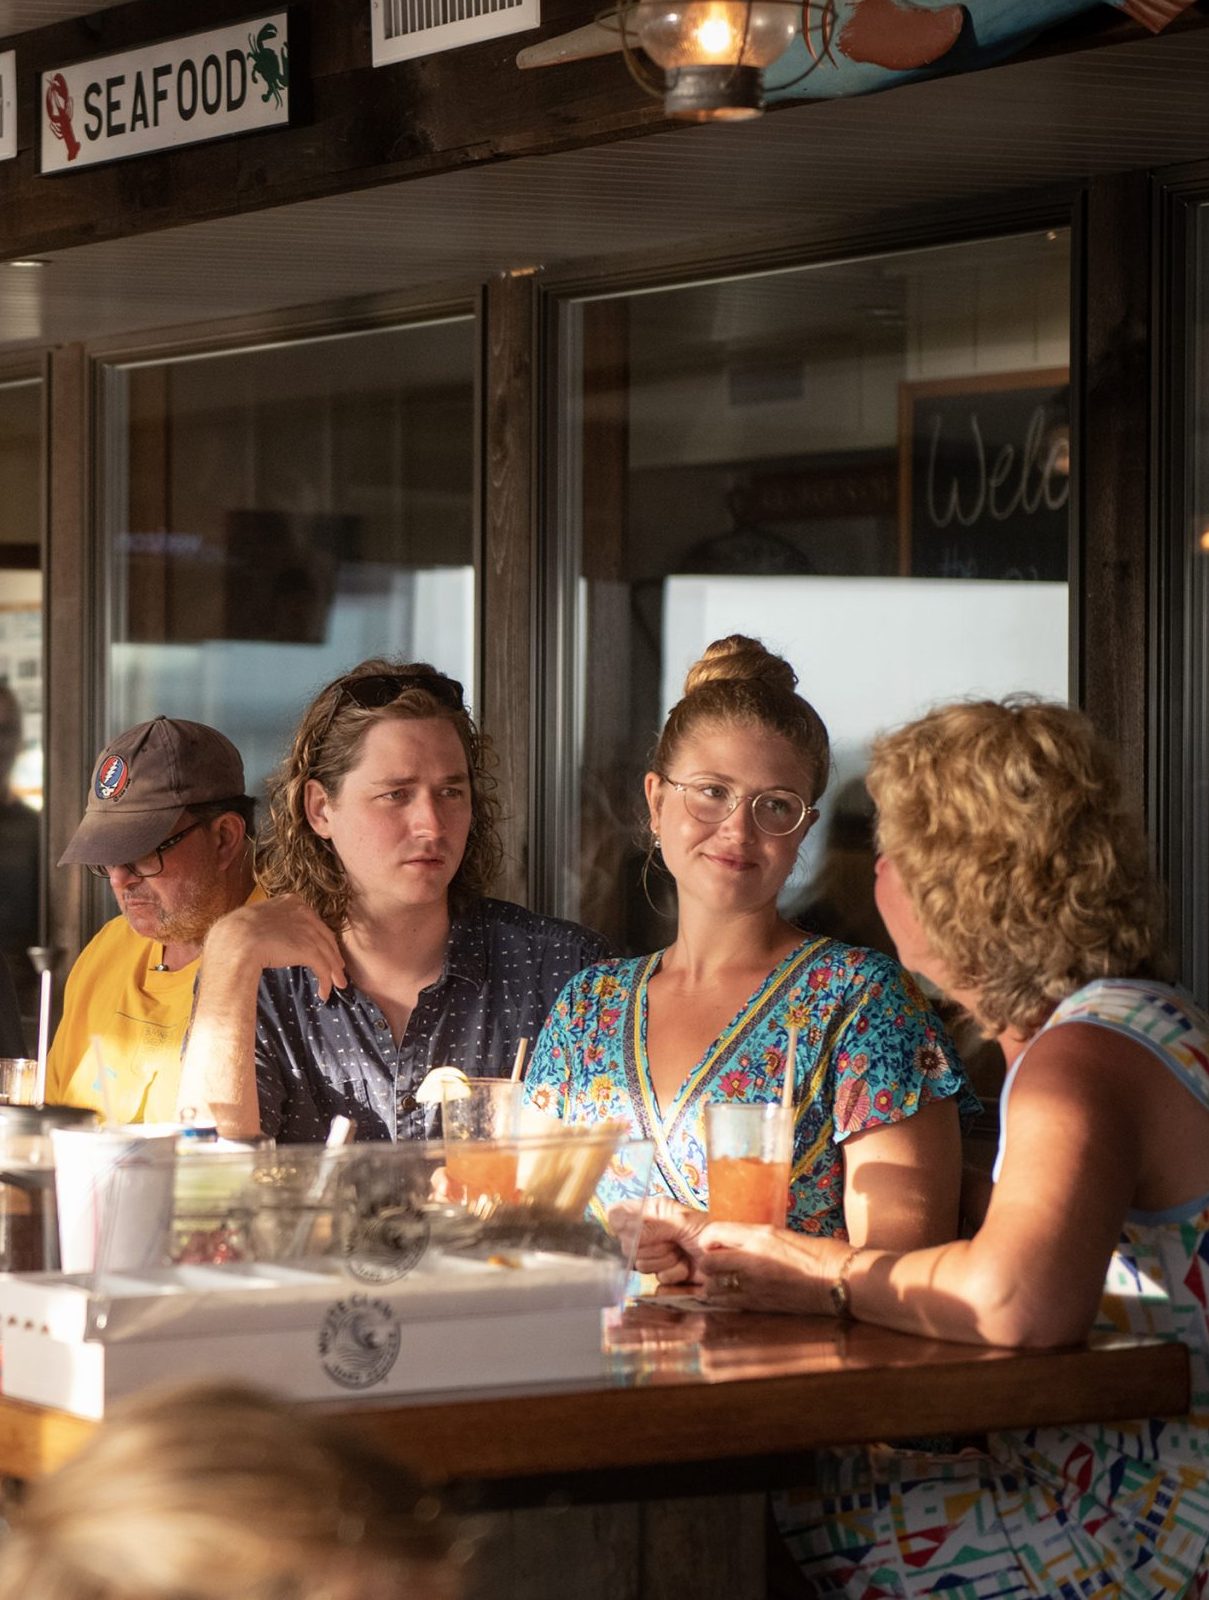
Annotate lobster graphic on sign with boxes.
[44,71,80,161]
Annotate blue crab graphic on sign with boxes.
[248,22,288,109]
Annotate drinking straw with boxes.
[510,1036,529,1083]
[289,1114,356,1258]
[782,1024,799,1113]
[33,968,52,1105]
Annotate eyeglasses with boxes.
[659,775,814,837]
[87,818,207,880]
[316,671,466,745]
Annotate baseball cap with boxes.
[59,717,248,868]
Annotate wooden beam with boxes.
[481,271,538,906]
[44,341,91,975]
[0,0,664,261]
[1075,172,1151,814]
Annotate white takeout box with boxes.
[0,1251,617,1419]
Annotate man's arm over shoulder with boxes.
[176,894,347,1137]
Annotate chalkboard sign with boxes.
[898,369,1069,581]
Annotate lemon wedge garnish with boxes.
[415,1065,472,1105]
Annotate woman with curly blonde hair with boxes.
[634,696,1209,1597]
[0,1381,462,1600]
[179,659,607,1141]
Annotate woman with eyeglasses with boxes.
[524,636,975,1244]
[178,658,608,1141]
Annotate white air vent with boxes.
[371,0,540,65]
[0,52,15,164]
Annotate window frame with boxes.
[535,211,1085,927]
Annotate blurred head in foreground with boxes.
[0,1383,463,1600]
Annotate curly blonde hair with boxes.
[0,1381,461,1600]
[866,696,1165,1036]
[653,634,831,801]
[256,658,503,929]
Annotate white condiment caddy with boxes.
[0,1250,620,1418]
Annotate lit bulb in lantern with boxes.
[634,0,798,70]
[694,6,742,59]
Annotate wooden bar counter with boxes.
[347,1301,1190,1491]
[0,1301,1190,1600]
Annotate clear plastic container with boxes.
[0,1102,100,1271]
[166,1131,655,1301]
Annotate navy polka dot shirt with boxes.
[253,897,610,1142]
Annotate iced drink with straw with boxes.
[706,1024,797,1224]
[705,1101,793,1223]
[441,1077,523,1205]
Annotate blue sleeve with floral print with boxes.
[808,946,976,1141]
[523,979,576,1120]
[524,960,631,1122]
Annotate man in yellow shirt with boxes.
[48,717,260,1123]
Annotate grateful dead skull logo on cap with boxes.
[95,754,130,801]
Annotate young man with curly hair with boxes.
[178,661,607,1142]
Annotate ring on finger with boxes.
[716,1270,743,1294]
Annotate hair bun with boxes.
[683,634,798,699]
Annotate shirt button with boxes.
[399,1093,418,1115]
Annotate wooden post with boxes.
[45,344,92,974]
[481,272,539,907]
[1075,173,1152,815]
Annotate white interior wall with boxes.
[628,236,1069,469]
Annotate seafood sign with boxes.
[40,14,289,174]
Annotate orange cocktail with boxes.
[705,1102,793,1226]
[444,1143,520,1206]
[442,1078,522,1207]
[707,1153,790,1224]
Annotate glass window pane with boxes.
[553,231,1070,960]
[100,317,476,804]
[1186,207,1209,1007]
[0,376,44,1029]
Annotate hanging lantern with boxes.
[602,0,823,121]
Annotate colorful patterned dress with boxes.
[524,936,974,1235]
[776,977,1209,1598]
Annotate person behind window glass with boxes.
[0,682,39,1024]
[0,1381,463,1600]
[178,659,609,1141]
[631,697,1209,1598]
[524,634,976,1248]
[0,952,26,1058]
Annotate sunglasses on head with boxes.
[315,670,466,745]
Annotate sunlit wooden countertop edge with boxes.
[0,1322,1190,1485]
[347,1328,1190,1481]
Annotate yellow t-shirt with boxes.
[46,887,262,1125]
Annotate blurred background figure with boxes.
[0,1382,463,1600]
[787,774,892,957]
[790,764,1004,1126]
[0,682,38,1033]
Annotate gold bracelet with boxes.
[828,1244,861,1320]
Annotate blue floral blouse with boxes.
[524,936,975,1235]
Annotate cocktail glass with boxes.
[705,1101,792,1224]
[442,1077,523,1206]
